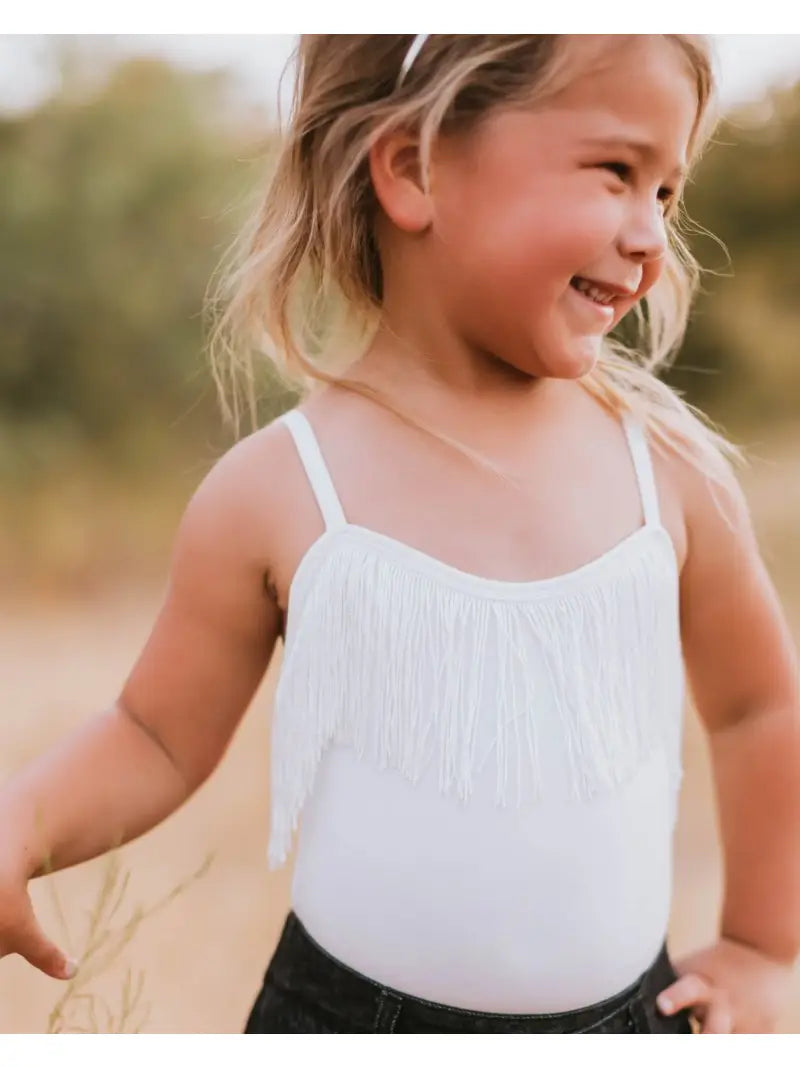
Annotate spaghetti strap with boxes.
[280,409,347,531]
[621,412,661,527]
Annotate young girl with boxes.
[2,34,799,1035]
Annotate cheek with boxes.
[434,175,623,287]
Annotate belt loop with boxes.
[373,989,403,1033]
[627,990,652,1033]
[629,943,667,1033]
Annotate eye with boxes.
[600,161,632,181]
[600,162,677,211]
[658,186,677,207]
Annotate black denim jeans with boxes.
[243,910,695,1034]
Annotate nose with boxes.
[617,198,669,264]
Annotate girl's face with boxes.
[426,36,699,381]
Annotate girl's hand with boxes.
[0,863,77,981]
[657,936,796,1033]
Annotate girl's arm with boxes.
[677,449,800,967]
[1,434,283,882]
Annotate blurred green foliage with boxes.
[0,45,292,496]
[672,85,800,425]
[0,44,798,589]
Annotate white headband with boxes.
[396,34,429,89]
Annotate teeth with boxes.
[573,278,615,305]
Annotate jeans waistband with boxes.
[264,909,681,1033]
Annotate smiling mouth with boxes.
[569,277,618,306]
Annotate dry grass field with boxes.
[1,423,799,1033]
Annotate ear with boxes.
[368,128,433,234]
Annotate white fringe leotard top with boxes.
[266,407,686,1014]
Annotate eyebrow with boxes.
[579,137,688,181]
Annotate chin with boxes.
[502,336,600,382]
[546,346,600,380]
[518,328,600,379]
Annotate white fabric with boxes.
[267,407,685,1012]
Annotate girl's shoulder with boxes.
[635,414,749,579]
[647,425,748,548]
[666,437,796,734]
[198,410,304,541]
[217,389,351,505]
[208,395,346,616]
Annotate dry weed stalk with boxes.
[38,827,214,1033]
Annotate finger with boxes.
[700,996,734,1034]
[11,899,78,981]
[657,973,714,1015]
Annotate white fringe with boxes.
[266,530,684,869]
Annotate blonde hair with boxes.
[205,34,746,496]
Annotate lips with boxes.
[570,276,638,300]
[570,278,615,306]
[568,282,615,323]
